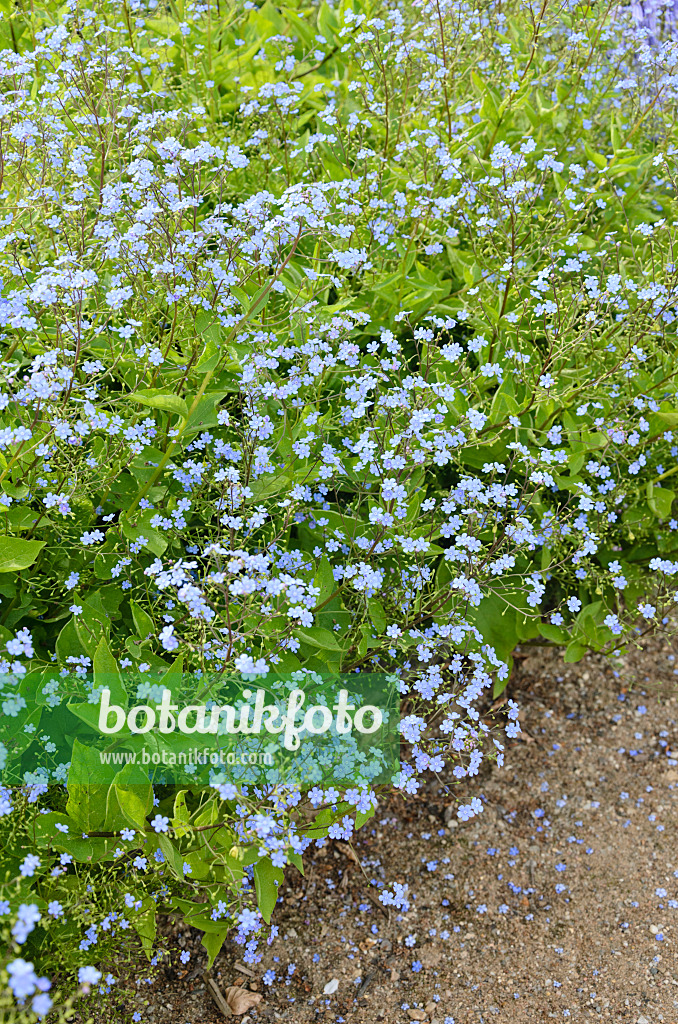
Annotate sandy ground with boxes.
[116,632,678,1024]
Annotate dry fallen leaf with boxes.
[224,986,263,1015]
[334,841,360,865]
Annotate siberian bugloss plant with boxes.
[1,0,678,1014]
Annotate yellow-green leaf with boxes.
[129,389,188,419]
[0,535,45,572]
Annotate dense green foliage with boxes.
[1,0,678,1015]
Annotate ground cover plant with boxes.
[1,0,678,1016]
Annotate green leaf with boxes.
[245,283,273,321]
[112,761,153,830]
[646,483,674,519]
[201,926,230,968]
[296,626,344,652]
[357,623,382,659]
[489,376,520,419]
[492,667,511,699]
[182,849,211,881]
[68,699,105,732]
[287,850,305,875]
[172,789,191,838]
[158,655,184,700]
[368,598,386,634]
[129,389,188,419]
[183,390,230,437]
[564,639,587,663]
[0,535,45,572]
[74,595,110,658]
[133,896,157,958]
[317,0,339,43]
[584,142,607,172]
[355,802,376,830]
[120,509,168,556]
[94,635,127,706]
[56,617,88,664]
[538,622,568,644]
[656,410,678,429]
[470,70,499,121]
[93,530,122,578]
[104,785,131,832]
[223,843,256,873]
[157,833,186,879]
[5,508,54,532]
[317,609,352,637]
[253,856,284,924]
[66,738,112,831]
[0,479,29,500]
[470,591,539,664]
[303,801,352,843]
[231,281,276,328]
[131,600,155,642]
[33,812,112,862]
[313,555,336,605]
[573,601,608,650]
[195,339,221,373]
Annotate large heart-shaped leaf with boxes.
[0,536,45,572]
[128,389,188,419]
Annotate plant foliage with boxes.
[0,0,677,1014]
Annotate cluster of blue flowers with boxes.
[1,0,678,1012]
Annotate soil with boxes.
[121,633,678,1024]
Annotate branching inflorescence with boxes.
[0,0,678,1015]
